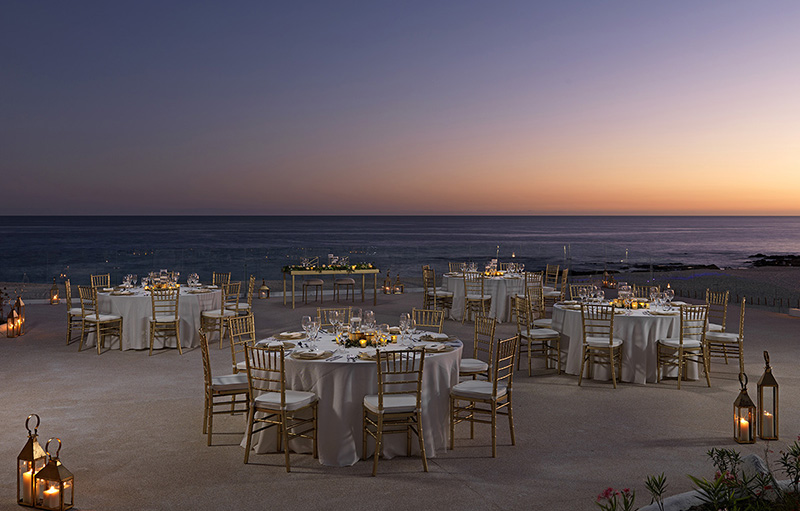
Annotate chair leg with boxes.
[203,392,210,434]
[491,404,497,458]
[449,397,455,450]
[176,322,183,355]
[417,412,428,472]
[149,323,155,356]
[677,350,683,390]
[312,404,318,459]
[244,407,256,464]
[282,413,291,473]
[609,348,617,389]
[207,396,214,446]
[578,347,587,386]
[507,400,515,446]
[362,409,368,460]
[372,415,383,476]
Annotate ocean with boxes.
[2,216,799,285]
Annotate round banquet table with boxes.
[551,304,698,384]
[244,331,462,467]
[86,287,221,351]
[442,273,525,323]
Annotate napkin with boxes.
[424,344,451,353]
[268,341,283,348]
[279,331,305,339]
[419,332,448,341]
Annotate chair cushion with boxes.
[542,286,555,293]
[658,337,702,348]
[235,360,247,372]
[69,307,83,316]
[451,380,507,400]
[85,314,121,322]
[335,278,355,285]
[586,336,623,347]
[706,323,724,332]
[460,358,489,374]
[211,373,248,391]
[254,390,318,411]
[705,331,740,342]
[543,291,561,298]
[152,314,177,323]
[227,304,250,311]
[524,328,560,339]
[363,393,418,414]
[466,294,491,301]
[202,310,237,319]
[533,318,552,328]
[304,279,324,286]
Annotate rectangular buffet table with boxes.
[282,268,379,309]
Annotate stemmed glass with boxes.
[379,323,390,345]
[329,310,340,338]
[363,310,376,332]
[310,318,321,347]
[132,275,138,287]
[596,289,605,303]
[399,313,411,345]
[301,316,312,343]
[664,288,675,308]
[578,287,588,303]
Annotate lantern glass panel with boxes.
[734,405,755,444]
[760,387,778,439]
[18,458,45,506]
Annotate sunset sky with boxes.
[3,1,800,215]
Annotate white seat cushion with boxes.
[542,286,555,293]
[152,314,177,323]
[254,390,318,411]
[658,337,702,348]
[363,394,418,414]
[706,323,724,332]
[426,289,454,297]
[85,314,121,322]
[227,303,250,311]
[69,307,83,316]
[235,360,247,372]
[460,358,489,374]
[543,291,561,298]
[451,380,507,400]
[586,336,623,347]
[466,294,491,301]
[202,310,237,319]
[705,331,740,342]
[335,278,355,285]
[533,318,552,328]
[211,373,248,392]
[524,328,560,339]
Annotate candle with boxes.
[739,417,750,440]
[763,411,774,436]
[21,469,33,505]
[43,485,60,509]
[359,338,367,348]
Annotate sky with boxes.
[3,1,800,215]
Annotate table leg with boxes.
[283,272,287,305]
[361,274,365,302]
[373,274,377,305]
[292,275,296,309]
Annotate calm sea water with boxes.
[2,216,799,284]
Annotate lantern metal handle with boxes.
[45,438,61,461]
[764,350,771,368]
[25,413,40,436]
[739,372,748,389]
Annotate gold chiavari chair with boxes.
[65,279,84,345]
[448,261,466,273]
[463,271,491,324]
[412,308,444,333]
[228,314,257,374]
[149,287,181,356]
[578,304,623,388]
[422,266,453,311]
[509,271,543,324]
[90,273,110,288]
[515,297,561,375]
[706,289,730,332]
[632,284,659,299]
[656,304,711,390]
[362,348,427,476]
[459,315,496,379]
[569,284,594,301]
[199,330,249,446]
[317,306,351,328]
[543,264,560,291]
[228,275,255,315]
[212,272,231,287]
[450,335,516,458]
[201,281,240,349]
[244,344,319,471]
[543,268,569,316]
[706,298,746,373]
[78,285,123,354]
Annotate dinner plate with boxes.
[418,332,449,342]
[650,310,679,315]
[110,290,134,296]
[276,331,305,340]
[358,351,378,361]
[424,344,454,353]
[291,350,333,360]
[256,339,296,349]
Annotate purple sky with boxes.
[4,1,800,215]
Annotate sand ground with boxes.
[1,271,799,511]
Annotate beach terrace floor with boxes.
[1,286,799,510]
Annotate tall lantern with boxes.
[34,438,73,511]
[49,279,60,305]
[757,351,779,440]
[733,373,757,444]
[393,274,404,294]
[17,414,46,507]
[7,309,20,338]
[383,271,393,294]
[15,297,26,335]
[258,279,270,299]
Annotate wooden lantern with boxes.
[17,414,46,507]
[34,438,73,510]
[50,279,60,305]
[7,309,20,338]
[757,351,779,440]
[734,373,757,444]
[258,279,270,299]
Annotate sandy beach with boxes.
[1,270,799,510]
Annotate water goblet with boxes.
[597,289,605,302]
[301,316,312,340]
[399,313,410,343]
[364,310,375,330]
[349,315,362,333]
[379,323,390,345]
[664,288,675,308]
[310,318,321,346]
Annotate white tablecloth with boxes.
[87,287,221,350]
[246,331,462,467]
[442,274,525,323]
[552,305,697,384]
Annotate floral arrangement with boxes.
[282,262,376,273]
[339,332,390,348]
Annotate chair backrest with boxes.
[374,349,425,411]
[558,269,569,291]
[580,304,615,345]
[473,315,496,362]
[65,279,73,309]
[78,285,99,319]
[524,271,543,287]
[422,266,435,292]
[544,264,560,288]
[213,272,231,287]
[91,273,110,288]
[492,336,517,398]
[497,262,510,271]
[245,275,256,307]
[679,304,708,345]
[228,314,256,373]
[464,271,485,297]
[317,307,351,327]
[527,282,545,319]
[569,284,593,301]
[734,297,746,339]
[151,287,179,320]
[199,330,214,389]
[222,281,241,313]
[412,308,444,333]
[245,344,286,407]
[632,284,659,299]
[706,289,729,331]
[448,262,465,273]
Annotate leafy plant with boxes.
[595,487,635,511]
[644,473,667,511]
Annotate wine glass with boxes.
[597,289,605,302]
[578,287,587,303]
[301,316,312,341]
[132,274,138,287]
[364,310,375,331]
[664,288,675,308]
[399,313,410,344]
[310,318,321,346]
[328,310,340,334]
[379,323,390,345]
